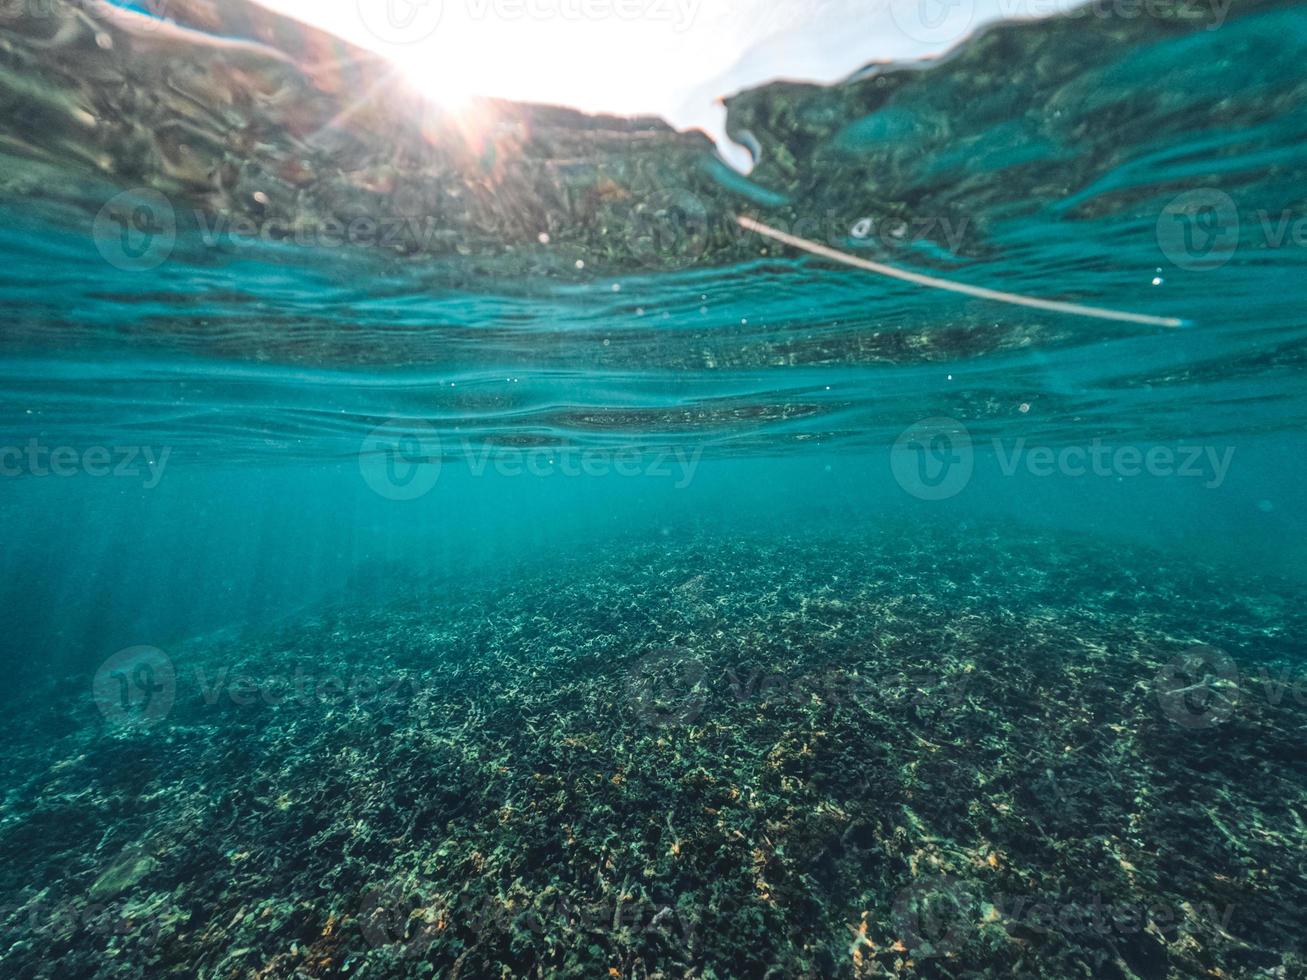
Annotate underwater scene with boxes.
[2,0,1306,976]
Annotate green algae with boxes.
[0,523,1303,977]
[88,853,160,902]
[1,0,1295,280]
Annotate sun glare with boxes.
[255,0,722,127]
[395,56,480,116]
[254,0,1081,168]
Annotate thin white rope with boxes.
[737,215,1185,328]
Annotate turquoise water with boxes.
[1,1,1306,976]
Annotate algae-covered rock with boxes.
[0,0,1293,274]
[89,851,159,901]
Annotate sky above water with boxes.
[255,0,1082,155]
